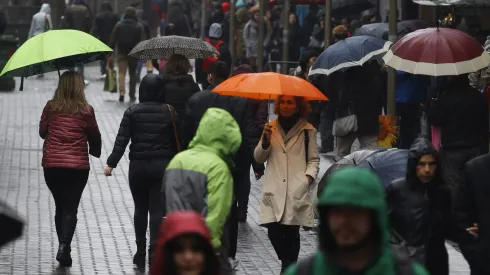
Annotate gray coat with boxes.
[28,4,52,38]
[243,19,270,58]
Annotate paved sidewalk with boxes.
[0,67,469,274]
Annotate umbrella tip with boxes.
[19,76,24,91]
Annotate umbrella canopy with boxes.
[129,35,219,60]
[353,20,429,40]
[0,29,112,78]
[413,0,490,6]
[0,201,24,248]
[317,148,387,196]
[212,72,328,101]
[383,27,490,76]
[309,36,392,76]
[357,149,409,186]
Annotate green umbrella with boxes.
[0,29,113,90]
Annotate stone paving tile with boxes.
[0,66,469,274]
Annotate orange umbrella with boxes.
[212,72,328,101]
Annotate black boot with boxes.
[237,202,248,222]
[133,242,146,270]
[56,244,72,267]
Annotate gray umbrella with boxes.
[129,35,220,60]
[317,148,387,197]
[0,200,24,248]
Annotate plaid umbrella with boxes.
[129,35,219,60]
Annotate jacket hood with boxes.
[406,137,441,186]
[124,6,137,20]
[189,108,242,162]
[100,1,112,12]
[151,211,218,275]
[318,167,393,271]
[39,3,50,14]
[139,74,165,103]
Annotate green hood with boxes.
[189,108,242,163]
[316,167,395,274]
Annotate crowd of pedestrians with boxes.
[21,1,490,275]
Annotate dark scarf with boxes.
[278,113,300,135]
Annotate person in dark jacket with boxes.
[109,7,146,103]
[165,0,193,37]
[62,0,93,83]
[162,54,201,116]
[91,1,119,76]
[387,137,451,275]
[336,62,385,157]
[105,74,181,270]
[429,74,489,206]
[455,153,490,275]
[39,71,101,267]
[186,62,267,270]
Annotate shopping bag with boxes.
[431,126,441,152]
[104,67,117,93]
[378,114,400,148]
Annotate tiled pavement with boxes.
[0,66,470,274]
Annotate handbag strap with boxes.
[167,104,181,152]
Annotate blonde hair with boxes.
[49,71,89,114]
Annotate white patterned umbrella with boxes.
[129,35,220,60]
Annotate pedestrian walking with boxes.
[161,54,200,116]
[254,95,320,273]
[61,0,93,85]
[151,211,220,275]
[387,137,451,275]
[285,167,429,275]
[91,1,119,78]
[429,74,489,206]
[39,71,102,267]
[109,7,146,103]
[163,108,241,275]
[455,153,490,275]
[28,3,52,78]
[185,62,267,269]
[105,74,181,270]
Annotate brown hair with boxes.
[49,71,89,114]
[274,96,312,118]
[164,54,193,75]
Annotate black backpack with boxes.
[295,248,415,275]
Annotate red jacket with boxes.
[151,211,220,275]
[39,102,101,170]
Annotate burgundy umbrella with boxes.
[383,27,490,76]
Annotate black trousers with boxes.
[267,223,301,271]
[396,102,420,149]
[44,168,89,246]
[128,159,169,257]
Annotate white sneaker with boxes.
[229,257,239,270]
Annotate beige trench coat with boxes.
[254,118,320,227]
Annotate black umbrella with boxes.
[357,149,409,186]
[0,201,24,248]
[333,0,373,17]
[317,148,386,197]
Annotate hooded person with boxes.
[387,137,451,275]
[163,107,242,274]
[285,167,429,275]
[151,211,220,275]
[28,3,52,38]
[105,74,181,270]
[62,0,92,33]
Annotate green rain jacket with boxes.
[163,108,242,249]
[285,167,429,275]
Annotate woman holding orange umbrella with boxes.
[213,73,325,273]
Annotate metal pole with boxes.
[200,0,207,38]
[387,0,397,116]
[258,0,265,72]
[229,0,236,66]
[324,0,332,48]
[113,0,118,15]
[282,0,290,74]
